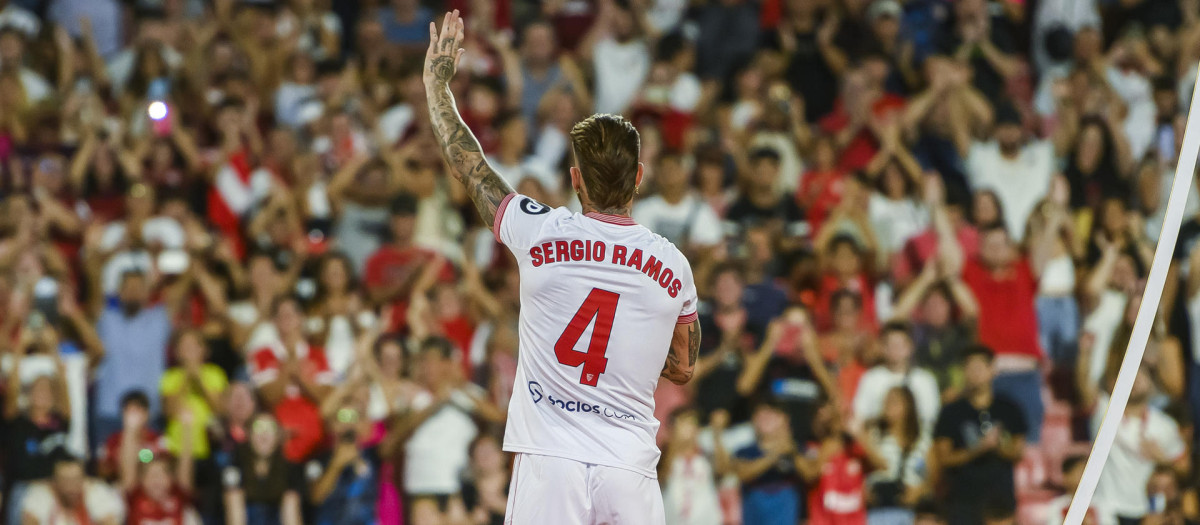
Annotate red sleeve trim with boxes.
[493,193,517,244]
[677,312,698,324]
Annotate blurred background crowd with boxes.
[0,0,1197,523]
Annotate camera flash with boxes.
[147,101,168,121]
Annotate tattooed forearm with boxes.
[688,320,700,367]
[661,320,699,385]
[425,83,514,227]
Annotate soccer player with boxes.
[424,11,701,525]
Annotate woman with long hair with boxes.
[1063,116,1132,212]
[865,386,930,525]
[222,413,303,525]
[306,252,373,377]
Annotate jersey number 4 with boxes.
[554,288,620,387]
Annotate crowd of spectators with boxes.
[0,0,1198,524]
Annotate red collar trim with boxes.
[584,212,636,226]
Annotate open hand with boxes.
[424,10,466,87]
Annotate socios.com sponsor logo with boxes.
[526,381,636,420]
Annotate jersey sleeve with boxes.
[307,348,337,386]
[677,258,699,324]
[493,193,557,250]
[248,348,280,386]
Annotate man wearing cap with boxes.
[867,1,903,38]
[363,194,453,334]
[92,270,171,445]
[92,184,186,297]
[864,0,911,96]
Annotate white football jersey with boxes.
[494,193,698,478]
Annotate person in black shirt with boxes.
[222,413,304,525]
[726,148,807,240]
[2,340,71,525]
[459,435,508,525]
[694,263,753,424]
[738,307,839,444]
[935,0,1020,103]
[933,345,1026,525]
[774,0,844,122]
[891,262,979,399]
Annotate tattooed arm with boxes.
[423,10,514,228]
[662,320,700,385]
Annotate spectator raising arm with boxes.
[737,319,783,397]
[424,11,515,229]
[929,177,965,276]
[1082,234,1120,311]
[1076,332,1099,411]
[309,440,359,505]
[489,31,524,111]
[891,261,939,321]
[58,288,105,370]
[1028,203,1066,278]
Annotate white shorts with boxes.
[504,453,665,525]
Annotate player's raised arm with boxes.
[423,10,514,228]
[661,319,700,385]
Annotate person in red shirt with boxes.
[891,176,980,288]
[814,234,876,333]
[819,291,874,412]
[797,135,847,234]
[801,400,885,525]
[942,221,1054,443]
[249,296,335,462]
[819,67,906,173]
[97,391,165,483]
[364,194,453,333]
[120,408,198,525]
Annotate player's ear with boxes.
[635,162,644,189]
[570,165,583,193]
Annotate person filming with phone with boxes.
[737,306,840,444]
[306,385,380,525]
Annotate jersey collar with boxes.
[584,212,636,226]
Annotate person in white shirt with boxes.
[0,27,52,103]
[633,152,723,253]
[384,337,500,524]
[424,14,699,523]
[1077,343,1187,524]
[486,113,559,193]
[1103,46,1156,161]
[660,408,723,525]
[963,104,1055,241]
[274,53,318,129]
[853,322,941,434]
[581,0,652,115]
[20,456,125,525]
[1043,455,1111,525]
[104,35,182,98]
[868,158,930,258]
